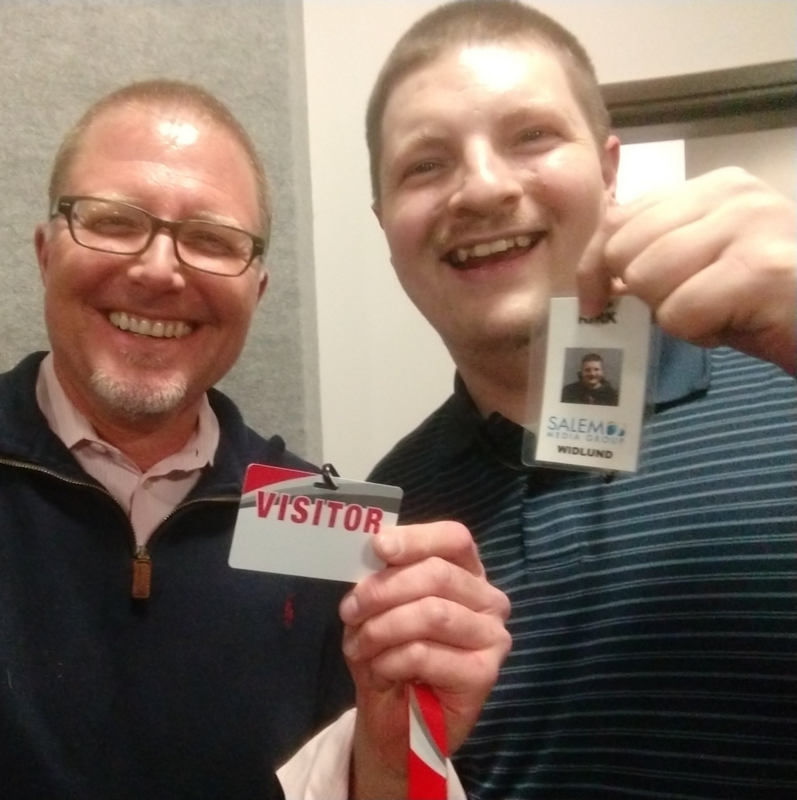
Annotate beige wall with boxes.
[304,0,797,479]
[687,128,797,199]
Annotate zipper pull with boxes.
[132,545,152,600]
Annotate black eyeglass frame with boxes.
[52,195,266,277]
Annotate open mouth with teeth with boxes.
[446,231,545,269]
[109,312,192,339]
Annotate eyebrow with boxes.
[84,193,247,229]
[393,100,568,151]
[386,130,455,174]
[395,130,452,155]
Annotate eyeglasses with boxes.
[52,196,265,277]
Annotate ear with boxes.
[256,267,269,302]
[601,134,621,198]
[34,223,51,284]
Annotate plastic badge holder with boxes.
[522,295,659,475]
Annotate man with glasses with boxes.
[0,79,510,799]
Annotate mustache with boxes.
[433,211,538,251]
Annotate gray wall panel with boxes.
[0,0,321,461]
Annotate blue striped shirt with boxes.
[369,346,797,799]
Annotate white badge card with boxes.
[229,464,403,583]
[531,296,652,473]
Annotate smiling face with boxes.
[35,103,266,429]
[374,42,619,361]
[581,358,604,389]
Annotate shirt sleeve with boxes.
[276,708,467,800]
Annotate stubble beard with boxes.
[458,300,548,362]
[460,326,531,361]
[90,353,189,419]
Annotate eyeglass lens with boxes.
[68,198,254,275]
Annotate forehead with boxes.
[381,42,580,140]
[66,104,260,220]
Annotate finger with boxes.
[576,221,614,318]
[343,595,508,663]
[615,166,758,222]
[599,168,772,285]
[340,556,510,626]
[351,638,509,699]
[610,215,728,312]
[656,251,795,354]
[373,521,483,575]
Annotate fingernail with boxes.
[339,592,359,624]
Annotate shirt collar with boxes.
[36,353,219,474]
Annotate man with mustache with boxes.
[366,2,796,798]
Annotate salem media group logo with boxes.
[545,415,626,445]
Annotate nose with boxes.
[127,229,186,291]
[448,140,523,217]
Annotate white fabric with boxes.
[278,709,354,800]
[278,709,466,800]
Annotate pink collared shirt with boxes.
[36,354,219,546]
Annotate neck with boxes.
[451,336,544,425]
[89,410,199,473]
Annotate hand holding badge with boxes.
[522,144,689,475]
[230,464,511,798]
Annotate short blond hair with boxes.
[49,79,272,251]
[366,0,611,201]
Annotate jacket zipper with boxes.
[132,545,153,599]
[136,495,240,599]
[0,456,239,599]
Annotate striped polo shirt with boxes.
[369,344,797,800]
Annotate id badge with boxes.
[525,295,654,473]
[229,463,403,582]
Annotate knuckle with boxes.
[601,234,626,273]
[444,520,478,558]
[498,627,513,657]
[492,588,512,621]
[403,640,431,673]
[428,555,458,591]
[603,202,628,230]
[354,617,380,652]
[716,165,758,193]
[469,647,509,691]
[422,595,455,629]
[448,519,473,542]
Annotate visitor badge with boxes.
[229,463,403,583]
[528,295,653,473]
